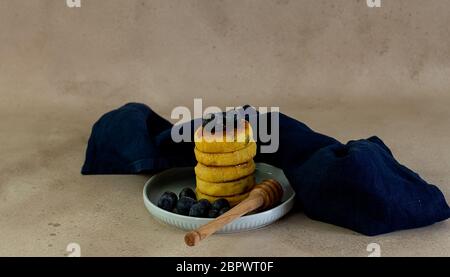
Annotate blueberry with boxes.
[157,192,178,212]
[202,113,222,133]
[179,188,196,200]
[218,207,230,216]
[224,111,239,127]
[207,209,220,218]
[198,199,212,210]
[176,197,197,216]
[202,110,244,134]
[189,202,208,217]
[202,113,216,127]
[211,198,230,211]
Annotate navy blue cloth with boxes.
[82,103,450,236]
[82,103,196,174]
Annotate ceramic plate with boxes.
[143,163,295,233]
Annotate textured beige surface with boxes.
[1,0,449,256]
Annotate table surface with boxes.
[1,0,449,256]
[1,97,449,257]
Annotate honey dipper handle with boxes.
[185,191,265,247]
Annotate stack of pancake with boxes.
[194,118,256,207]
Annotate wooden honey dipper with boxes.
[184,179,283,247]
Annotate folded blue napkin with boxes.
[82,103,450,235]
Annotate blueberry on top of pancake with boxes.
[202,111,243,134]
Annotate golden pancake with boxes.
[195,160,256,183]
[194,141,256,166]
[195,189,250,207]
[196,174,255,197]
[194,120,254,153]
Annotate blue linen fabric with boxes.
[82,103,450,235]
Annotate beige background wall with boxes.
[1,0,449,256]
